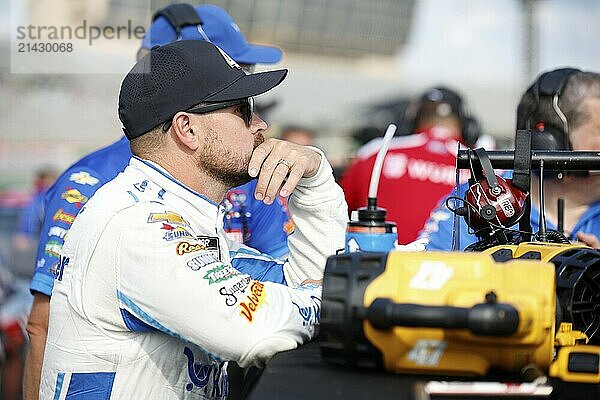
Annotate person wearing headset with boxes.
[419,68,600,250]
[341,87,485,244]
[23,4,293,399]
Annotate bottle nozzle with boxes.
[358,201,387,222]
[367,197,378,210]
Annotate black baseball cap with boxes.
[119,40,287,139]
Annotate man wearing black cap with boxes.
[39,40,347,399]
[24,5,296,399]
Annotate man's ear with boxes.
[171,112,199,151]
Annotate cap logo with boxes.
[231,22,241,32]
[427,89,444,102]
[215,45,241,70]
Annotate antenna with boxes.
[451,142,461,251]
[537,159,547,241]
[557,198,565,234]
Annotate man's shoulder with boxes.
[61,170,173,254]
[86,164,159,204]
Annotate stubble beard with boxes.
[198,128,265,189]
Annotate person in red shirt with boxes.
[341,87,482,244]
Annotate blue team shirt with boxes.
[31,137,291,296]
[420,181,600,251]
[17,190,46,237]
[222,187,291,259]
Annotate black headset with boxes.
[519,68,581,151]
[403,87,480,147]
[152,3,203,33]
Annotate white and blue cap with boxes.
[141,3,282,65]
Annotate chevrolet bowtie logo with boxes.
[147,212,188,226]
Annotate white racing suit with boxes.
[40,153,347,399]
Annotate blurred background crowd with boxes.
[1,0,600,398]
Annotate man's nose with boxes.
[251,113,268,133]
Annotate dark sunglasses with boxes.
[162,97,254,132]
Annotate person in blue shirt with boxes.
[13,168,57,253]
[420,68,600,251]
[23,5,291,399]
